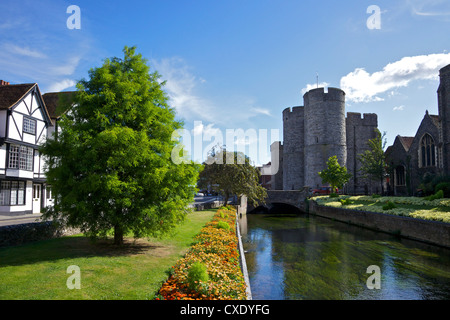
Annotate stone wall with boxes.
[346,112,379,194]
[309,201,450,248]
[0,221,80,247]
[270,141,283,190]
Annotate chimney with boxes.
[0,80,10,86]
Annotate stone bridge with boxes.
[248,188,310,214]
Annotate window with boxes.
[8,145,19,169]
[23,117,36,135]
[8,144,33,171]
[0,181,10,205]
[395,166,406,186]
[420,134,436,167]
[46,186,53,199]
[0,181,25,206]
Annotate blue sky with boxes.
[1,0,450,165]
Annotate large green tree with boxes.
[40,46,200,245]
[358,129,387,195]
[198,147,267,206]
[318,156,351,193]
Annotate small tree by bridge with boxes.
[318,156,351,194]
[198,147,267,206]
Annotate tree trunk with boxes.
[224,192,229,206]
[114,224,124,245]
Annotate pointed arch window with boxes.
[419,134,436,167]
[395,165,406,186]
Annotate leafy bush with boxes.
[339,198,353,206]
[187,262,209,290]
[382,201,397,210]
[216,220,230,231]
[435,182,450,198]
[426,189,444,201]
[371,194,381,198]
[420,174,450,196]
[329,193,339,198]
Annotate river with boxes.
[239,212,450,300]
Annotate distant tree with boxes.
[318,156,351,193]
[40,46,201,245]
[358,129,387,195]
[198,147,267,206]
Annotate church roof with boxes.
[429,114,440,127]
[397,135,414,152]
[0,83,36,110]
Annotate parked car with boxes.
[312,186,335,195]
[195,193,204,197]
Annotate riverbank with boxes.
[308,200,450,248]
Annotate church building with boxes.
[385,64,450,196]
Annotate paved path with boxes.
[0,213,44,227]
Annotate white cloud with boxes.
[250,107,272,117]
[192,122,222,137]
[407,0,450,16]
[301,82,330,95]
[4,44,47,59]
[47,79,76,93]
[393,105,405,111]
[340,53,450,103]
[50,56,81,76]
[152,57,219,123]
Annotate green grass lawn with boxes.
[311,195,450,223]
[0,209,216,300]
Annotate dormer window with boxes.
[23,117,36,135]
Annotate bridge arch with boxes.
[248,189,310,214]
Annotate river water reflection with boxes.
[240,213,450,300]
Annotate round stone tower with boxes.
[282,106,305,190]
[303,87,347,189]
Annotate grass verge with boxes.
[311,195,450,223]
[0,209,216,300]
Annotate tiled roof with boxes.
[397,136,414,152]
[0,83,35,110]
[42,91,76,119]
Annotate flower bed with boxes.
[311,195,450,223]
[156,207,247,300]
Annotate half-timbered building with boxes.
[0,80,53,215]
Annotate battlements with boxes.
[303,87,345,104]
[283,106,303,114]
[346,112,378,126]
[283,106,304,120]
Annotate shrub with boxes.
[435,182,450,198]
[339,198,353,206]
[329,193,339,198]
[187,262,209,290]
[425,189,444,201]
[382,201,397,210]
[420,174,450,196]
[371,194,381,198]
[216,220,230,231]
